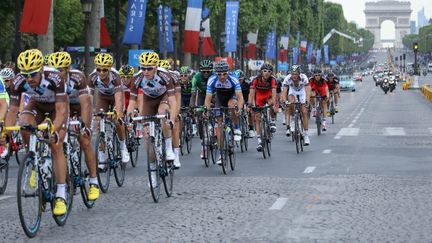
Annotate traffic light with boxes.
[413,42,419,51]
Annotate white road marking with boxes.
[428,128,432,134]
[0,196,12,201]
[322,149,332,154]
[269,197,288,210]
[336,128,360,137]
[352,119,357,123]
[348,124,354,128]
[384,127,406,136]
[303,166,316,173]
[334,135,341,139]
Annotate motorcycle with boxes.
[381,78,390,94]
[388,79,396,93]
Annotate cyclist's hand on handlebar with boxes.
[50,131,60,144]
[80,127,91,137]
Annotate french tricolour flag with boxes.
[100,0,112,47]
[201,8,216,56]
[300,39,308,53]
[244,31,258,59]
[183,0,203,54]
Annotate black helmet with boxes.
[291,65,301,73]
[260,63,273,71]
[314,69,322,75]
[327,72,335,78]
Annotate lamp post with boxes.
[198,26,205,64]
[171,19,179,69]
[219,32,226,57]
[81,0,94,76]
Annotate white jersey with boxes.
[282,73,309,92]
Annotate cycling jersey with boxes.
[207,74,241,108]
[326,76,339,90]
[180,80,192,96]
[167,69,181,93]
[66,69,88,105]
[0,77,9,105]
[309,77,328,97]
[191,72,211,94]
[283,73,309,91]
[250,76,277,107]
[131,69,175,100]
[88,68,122,96]
[10,67,66,106]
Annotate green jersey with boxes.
[191,72,212,94]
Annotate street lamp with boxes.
[171,19,179,69]
[81,0,94,76]
[219,32,226,57]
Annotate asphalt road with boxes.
[1,55,432,242]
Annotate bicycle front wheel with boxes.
[162,160,174,197]
[0,158,9,194]
[79,156,95,209]
[113,134,125,187]
[202,122,210,167]
[147,139,161,203]
[220,129,229,175]
[96,133,110,193]
[17,152,42,238]
[52,164,73,226]
[294,116,300,154]
[229,132,236,171]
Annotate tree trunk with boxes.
[114,0,121,69]
[88,0,100,71]
[13,0,22,62]
[37,0,54,54]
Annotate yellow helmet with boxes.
[49,52,72,69]
[94,53,113,67]
[119,64,134,76]
[158,60,171,69]
[17,49,44,72]
[139,52,159,66]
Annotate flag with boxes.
[292,47,299,65]
[296,31,300,46]
[265,31,276,60]
[100,0,112,47]
[278,35,289,62]
[316,48,322,65]
[19,0,52,34]
[201,8,216,56]
[324,45,329,64]
[300,39,307,52]
[157,5,174,53]
[123,0,148,44]
[307,43,314,63]
[183,0,203,54]
[244,31,258,59]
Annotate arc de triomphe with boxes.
[364,0,411,49]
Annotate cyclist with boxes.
[0,68,14,99]
[158,59,181,169]
[88,53,130,165]
[3,49,69,215]
[281,65,311,145]
[48,51,100,201]
[326,72,340,113]
[126,52,177,176]
[204,60,244,165]
[191,60,213,159]
[0,68,12,157]
[309,69,329,131]
[119,64,135,110]
[248,63,278,152]
[235,69,255,138]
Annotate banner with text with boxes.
[224,1,239,52]
[123,0,148,44]
[157,5,174,53]
[323,45,329,64]
[265,31,276,60]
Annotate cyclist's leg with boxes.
[228,98,241,141]
[253,110,262,149]
[157,95,175,160]
[172,91,182,167]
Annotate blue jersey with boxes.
[206,74,241,94]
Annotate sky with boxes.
[325,0,431,39]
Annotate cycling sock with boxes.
[56,184,66,200]
[89,177,98,185]
[174,148,180,156]
[166,137,173,149]
[119,140,126,150]
[234,124,240,130]
[257,136,261,144]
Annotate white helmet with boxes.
[0,68,15,80]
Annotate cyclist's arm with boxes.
[126,78,138,117]
[0,99,7,121]
[305,85,311,103]
[190,75,198,106]
[113,75,124,119]
[53,79,68,134]
[4,104,18,127]
[281,86,288,103]
[249,88,255,106]
[236,90,244,109]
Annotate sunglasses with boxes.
[121,75,133,79]
[262,69,271,73]
[314,74,321,76]
[201,70,212,74]
[180,74,189,77]
[4,79,11,83]
[96,68,109,73]
[141,67,154,72]
[217,72,228,77]
[21,71,39,78]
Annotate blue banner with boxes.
[307,43,314,63]
[323,45,329,64]
[265,31,276,60]
[296,31,300,46]
[128,49,153,67]
[316,48,321,65]
[123,0,148,45]
[225,1,239,52]
[292,47,299,65]
[278,62,289,71]
[157,5,174,53]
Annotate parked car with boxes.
[339,75,356,92]
[353,72,363,82]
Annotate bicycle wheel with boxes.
[261,120,267,159]
[202,121,210,167]
[209,125,218,165]
[316,107,322,136]
[17,152,42,238]
[147,138,161,203]
[229,132,236,171]
[294,115,300,154]
[220,128,229,175]
[186,119,193,154]
[162,160,174,197]
[127,128,138,168]
[266,132,272,157]
[79,154,95,209]
[179,126,186,156]
[0,158,8,194]
[299,116,304,152]
[96,133,110,193]
[113,132,125,187]
[52,162,73,226]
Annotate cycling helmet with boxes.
[0,68,15,80]
[314,69,322,75]
[17,49,44,72]
[233,69,244,78]
[49,52,72,68]
[214,60,229,73]
[179,66,190,74]
[260,63,273,71]
[199,59,213,70]
[44,54,52,66]
[158,59,171,69]
[119,64,134,76]
[290,65,301,73]
[94,53,113,67]
[327,72,335,78]
[139,52,159,66]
